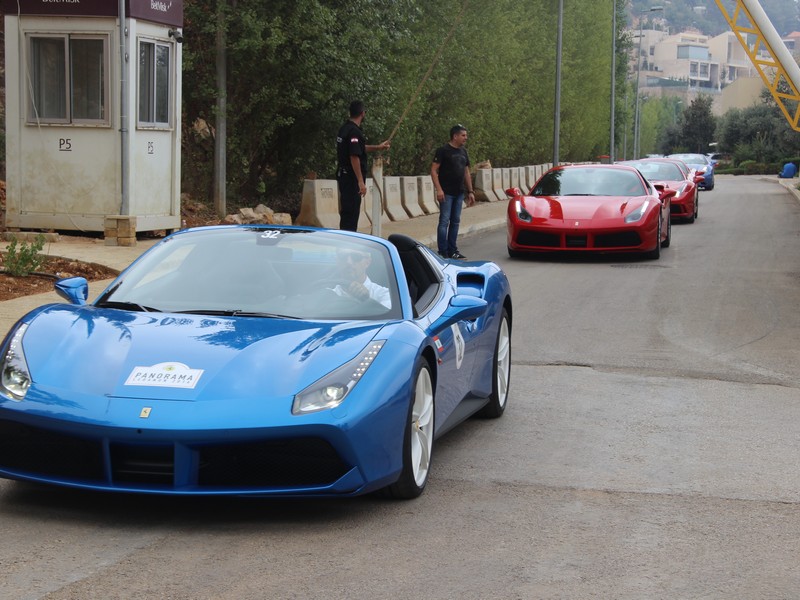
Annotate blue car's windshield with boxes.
[98,228,402,321]
[622,161,684,182]
[669,153,709,165]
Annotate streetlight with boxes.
[553,0,563,166]
[673,99,683,125]
[633,5,663,159]
[610,0,617,162]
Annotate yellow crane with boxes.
[715,0,800,131]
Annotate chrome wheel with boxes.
[478,308,512,418]
[383,359,435,499]
[495,316,511,408]
[410,366,434,487]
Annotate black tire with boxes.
[694,195,699,220]
[686,192,697,223]
[507,247,523,258]
[382,358,435,499]
[646,218,661,259]
[477,308,511,418]
[662,214,671,248]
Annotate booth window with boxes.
[28,35,108,125]
[138,40,171,128]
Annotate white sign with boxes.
[125,362,204,389]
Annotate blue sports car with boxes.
[0,226,512,499]
[667,153,715,191]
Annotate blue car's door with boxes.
[388,234,484,428]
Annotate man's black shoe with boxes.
[438,251,450,258]
[451,251,467,260]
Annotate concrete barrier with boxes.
[383,177,409,221]
[418,176,438,214]
[401,177,425,217]
[362,178,391,226]
[296,179,339,228]
[475,169,498,202]
[501,168,512,191]
[491,168,505,202]
[298,163,553,231]
[523,165,537,189]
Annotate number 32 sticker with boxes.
[451,324,465,369]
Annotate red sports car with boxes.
[506,164,676,259]
[619,158,700,223]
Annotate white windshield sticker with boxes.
[125,362,204,389]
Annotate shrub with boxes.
[738,159,756,170]
[743,162,768,175]
[2,235,47,276]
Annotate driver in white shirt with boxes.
[331,249,391,309]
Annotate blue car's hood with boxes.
[22,306,386,401]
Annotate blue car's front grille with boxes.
[111,443,174,485]
[198,438,349,487]
[0,419,105,480]
[0,418,350,492]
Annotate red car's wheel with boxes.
[687,191,697,223]
[647,217,661,259]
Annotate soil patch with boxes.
[0,257,120,301]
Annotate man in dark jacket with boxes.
[336,100,390,231]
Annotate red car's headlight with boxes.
[514,200,533,223]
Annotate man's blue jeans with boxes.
[437,193,464,257]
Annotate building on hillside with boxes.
[627,26,798,115]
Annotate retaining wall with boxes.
[296,163,553,232]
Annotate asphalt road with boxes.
[1,175,799,599]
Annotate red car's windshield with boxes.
[532,168,646,197]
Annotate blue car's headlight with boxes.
[292,340,386,415]
[1,324,31,401]
[624,200,650,223]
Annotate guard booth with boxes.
[3,0,183,240]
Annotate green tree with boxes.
[717,88,800,164]
[679,95,716,154]
[178,0,622,211]
[182,0,414,205]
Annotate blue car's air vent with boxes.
[110,443,174,486]
[0,419,105,480]
[198,437,349,488]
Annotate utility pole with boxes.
[633,6,663,159]
[553,0,563,166]
[610,0,617,162]
[213,0,228,218]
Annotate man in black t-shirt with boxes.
[431,124,475,259]
[335,100,390,231]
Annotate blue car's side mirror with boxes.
[55,277,89,305]
[431,294,488,330]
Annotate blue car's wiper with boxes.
[96,300,161,313]
[176,309,299,319]
[232,310,300,319]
